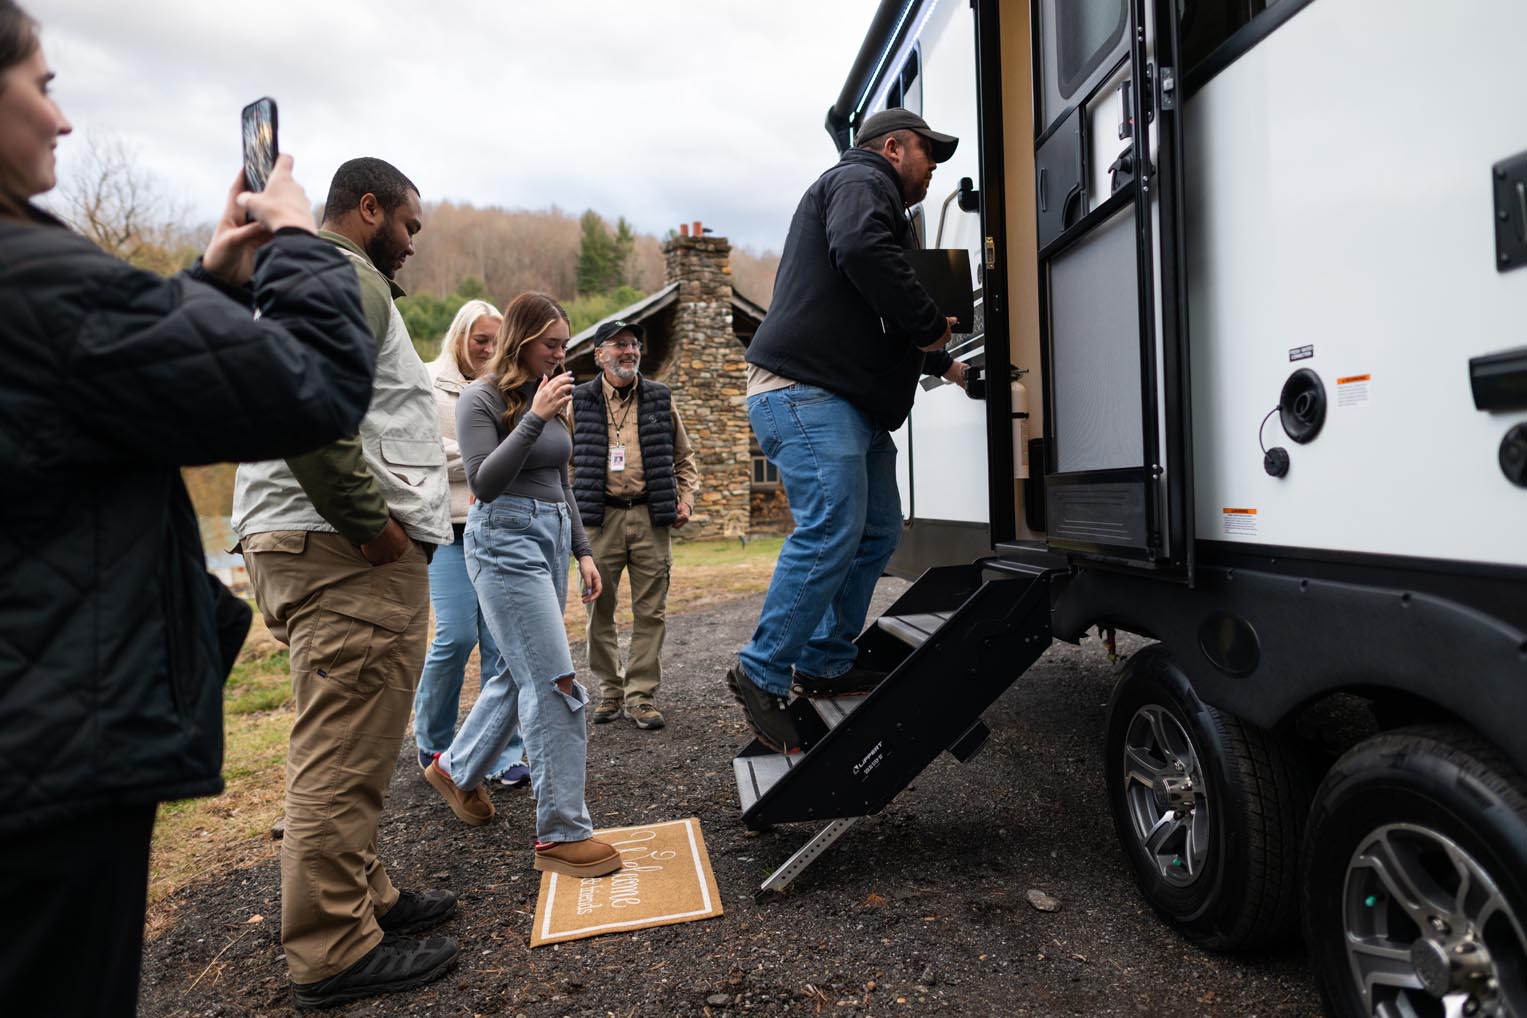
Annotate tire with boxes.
[1302,726,1527,1018]
[1104,644,1307,951]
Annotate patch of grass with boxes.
[564,535,784,630]
[224,651,291,715]
[673,535,784,569]
[149,648,295,908]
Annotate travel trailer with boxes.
[732,2,1527,1015]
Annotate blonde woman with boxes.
[414,300,528,787]
[424,292,620,878]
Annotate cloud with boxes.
[32,0,882,249]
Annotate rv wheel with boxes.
[1104,644,1306,951]
[1303,726,1527,1018]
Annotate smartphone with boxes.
[240,97,279,193]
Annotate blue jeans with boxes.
[413,538,523,777]
[444,496,593,843]
[739,385,902,696]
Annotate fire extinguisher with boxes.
[1011,367,1030,480]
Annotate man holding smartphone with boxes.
[233,157,458,1008]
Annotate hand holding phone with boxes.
[241,97,278,193]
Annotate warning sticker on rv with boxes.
[1222,508,1258,536]
[1337,374,1371,407]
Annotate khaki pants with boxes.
[242,530,429,983]
[585,506,672,706]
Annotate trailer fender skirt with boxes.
[1052,567,1527,777]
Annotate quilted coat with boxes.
[0,220,377,834]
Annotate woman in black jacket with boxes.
[0,4,380,1014]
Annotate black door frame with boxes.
[1027,0,1194,579]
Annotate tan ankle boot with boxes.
[533,837,622,877]
[424,760,495,826]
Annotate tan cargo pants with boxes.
[584,505,672,707]
[241,530,430,983]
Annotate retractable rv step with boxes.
[877,611,950,648]
[732,561,1058,898]
[733,695,866,814]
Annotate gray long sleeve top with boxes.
[456,377,592,559]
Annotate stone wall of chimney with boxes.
[660,234,751,539]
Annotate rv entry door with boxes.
[1033,0,1192,574]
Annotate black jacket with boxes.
[746,148,953,431]
[0,221,376,834]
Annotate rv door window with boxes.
[1038,0,1129,131]
[1057,0,1127,96]
[883,45,923,117]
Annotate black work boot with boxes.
[378,888,457,935]
[725,659,801,753]
[292,934,459,1009]
[793,665,888,697]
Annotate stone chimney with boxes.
[662,227,750,540]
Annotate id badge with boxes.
[609,445,626,472]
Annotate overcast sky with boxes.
[30,0,883,251]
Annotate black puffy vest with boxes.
[571,377,678,528]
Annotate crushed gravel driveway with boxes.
[139,577,1321,1017]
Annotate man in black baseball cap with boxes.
[725,107,967,753]
[589,319,646,349]
[855,108,959,162]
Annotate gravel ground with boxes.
[139,578,1321,1017]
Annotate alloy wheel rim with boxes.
[1121,704,1211,887]
[1341,822,1527,1017]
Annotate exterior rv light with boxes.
[1469,346,1527,411]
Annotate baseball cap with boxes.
[591,320,646,347]
[855,108,958,163]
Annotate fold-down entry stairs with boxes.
[732,558,1061,899]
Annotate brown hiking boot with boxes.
[591,699,623,724]
[626,703,665,730]
[424,760,495,826]
[533,838,623,877]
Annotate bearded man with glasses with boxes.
[569,320,700,731]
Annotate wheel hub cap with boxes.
[1340,823,1524,1017]
[1121,705,1210,887]
[1409,938,1451,997]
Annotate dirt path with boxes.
[139,579,1320,1017]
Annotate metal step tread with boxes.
[811,693,867,730]
[734,751,800,815]
[876,611,952,648]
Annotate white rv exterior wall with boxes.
[1185,0,1527,567]
[869,0,991,525]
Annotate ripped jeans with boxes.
[443,495,593,843]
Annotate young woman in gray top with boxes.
[422,292,622,879]
[413,300,529,787]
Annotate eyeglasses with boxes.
[606,339,642,351]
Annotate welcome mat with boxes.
[530,817,723,947]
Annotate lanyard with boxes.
[606,387,636,435]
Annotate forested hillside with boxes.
[55,135,779,519]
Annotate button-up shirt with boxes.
[594,373,700,507]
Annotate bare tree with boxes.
[53,132,200,274]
